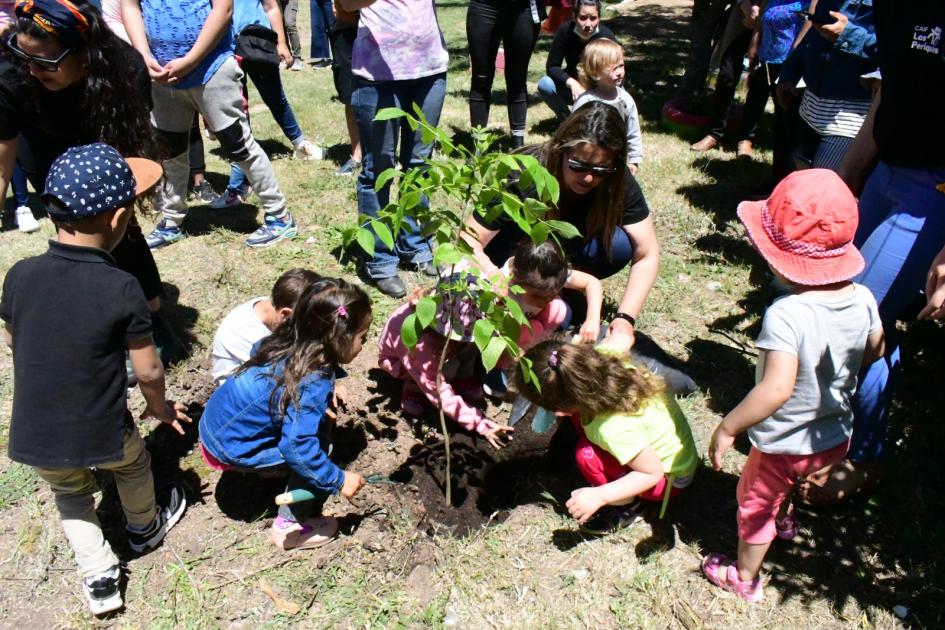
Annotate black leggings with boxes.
[466,0,538,135]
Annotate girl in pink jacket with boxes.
[378,240,603,449]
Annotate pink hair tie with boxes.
[337,304,348,318]
[548,350,559,369]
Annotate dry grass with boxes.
[0,0,940,627]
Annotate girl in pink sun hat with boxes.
[701,169,886,602]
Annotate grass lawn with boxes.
[0,0,942,627]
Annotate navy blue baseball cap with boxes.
[42,143,162,222]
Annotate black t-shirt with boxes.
[0,241,152,468]
[0,41,151,183]
[476,169,649,264]
[872,0,945,167]
[546,22,618,85]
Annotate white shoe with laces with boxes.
[15,206,39,233]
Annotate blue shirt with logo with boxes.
[141,0,233,89]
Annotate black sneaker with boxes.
[579,500,642,536]
[310,58,332,68]
[83,565,123,615]
[127,483,186,554]
[373,275,407,298]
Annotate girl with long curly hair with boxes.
[514,338,698,535]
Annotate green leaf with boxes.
[355,227,375,256]
[370,219,394,250]
[543,170,560,203]
[433,243,463,267]
[400,313,419,348]
[546,220,581,240]
[375,167,399,191]
[481,336,506,371]
[472,318,495,353]
[529,223,550,244]
[374,107,409,121]
[415,296,437,329]
[505,295,528,325]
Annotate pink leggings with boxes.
[737,442,848,544]
[571,417,682,502]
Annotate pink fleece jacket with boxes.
[378,299,568,434]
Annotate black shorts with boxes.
[330,26,357,105]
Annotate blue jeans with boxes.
[847,162,945,462]
[11,162,30,207]
[568,227,634,280]
[227,60,304,193]
[485,223,634,280]
[309,0,334,60]
[537,75,571,120]
[352,73,446,278]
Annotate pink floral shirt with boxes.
[352,0,448,82]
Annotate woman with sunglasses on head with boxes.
[0,0,164,314]
[465,101,659,353]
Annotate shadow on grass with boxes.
[677,155,773,232]
[157,281,201,364]
[96,402,205,558]
[673,319,945,625]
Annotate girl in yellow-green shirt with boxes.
[515,338,698,534]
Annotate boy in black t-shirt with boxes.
[0,143,191,615]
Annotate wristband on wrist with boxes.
[613,312,636,327]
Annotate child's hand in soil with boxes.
[141,400,190,436]
[327,385,349,420]
[566,487,606,524]
[340,471,366,499]
[480,420,514,449]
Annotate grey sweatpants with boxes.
[151,56,287,225]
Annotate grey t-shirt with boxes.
[749,284,881,455]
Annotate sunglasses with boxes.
[566,158,618,177]
[6,34,73,72]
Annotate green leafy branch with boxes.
[344,105,578,504]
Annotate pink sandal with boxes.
[702,553,764,603]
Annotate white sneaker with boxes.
[290,59,304,71]
[15,206,39,233]
[294,139,325,161]
[82,565,123,615]
[208,184,251,209]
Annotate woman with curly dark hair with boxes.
[0,0,163,311]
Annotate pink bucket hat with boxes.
[737,169,864,286]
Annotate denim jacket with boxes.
[199,362,345,494]
[780,0,877,100]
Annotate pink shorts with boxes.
[737,442,849,544]
[200,443,237,472]
[570,416,685,502]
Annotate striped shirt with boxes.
[799,90,871,138]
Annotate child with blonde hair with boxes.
[573,38,643,173]
[514,339,698,534]
[703,170,885,602]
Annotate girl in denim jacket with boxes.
[200,278,372,550]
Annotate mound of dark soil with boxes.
[388,417,584,536]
